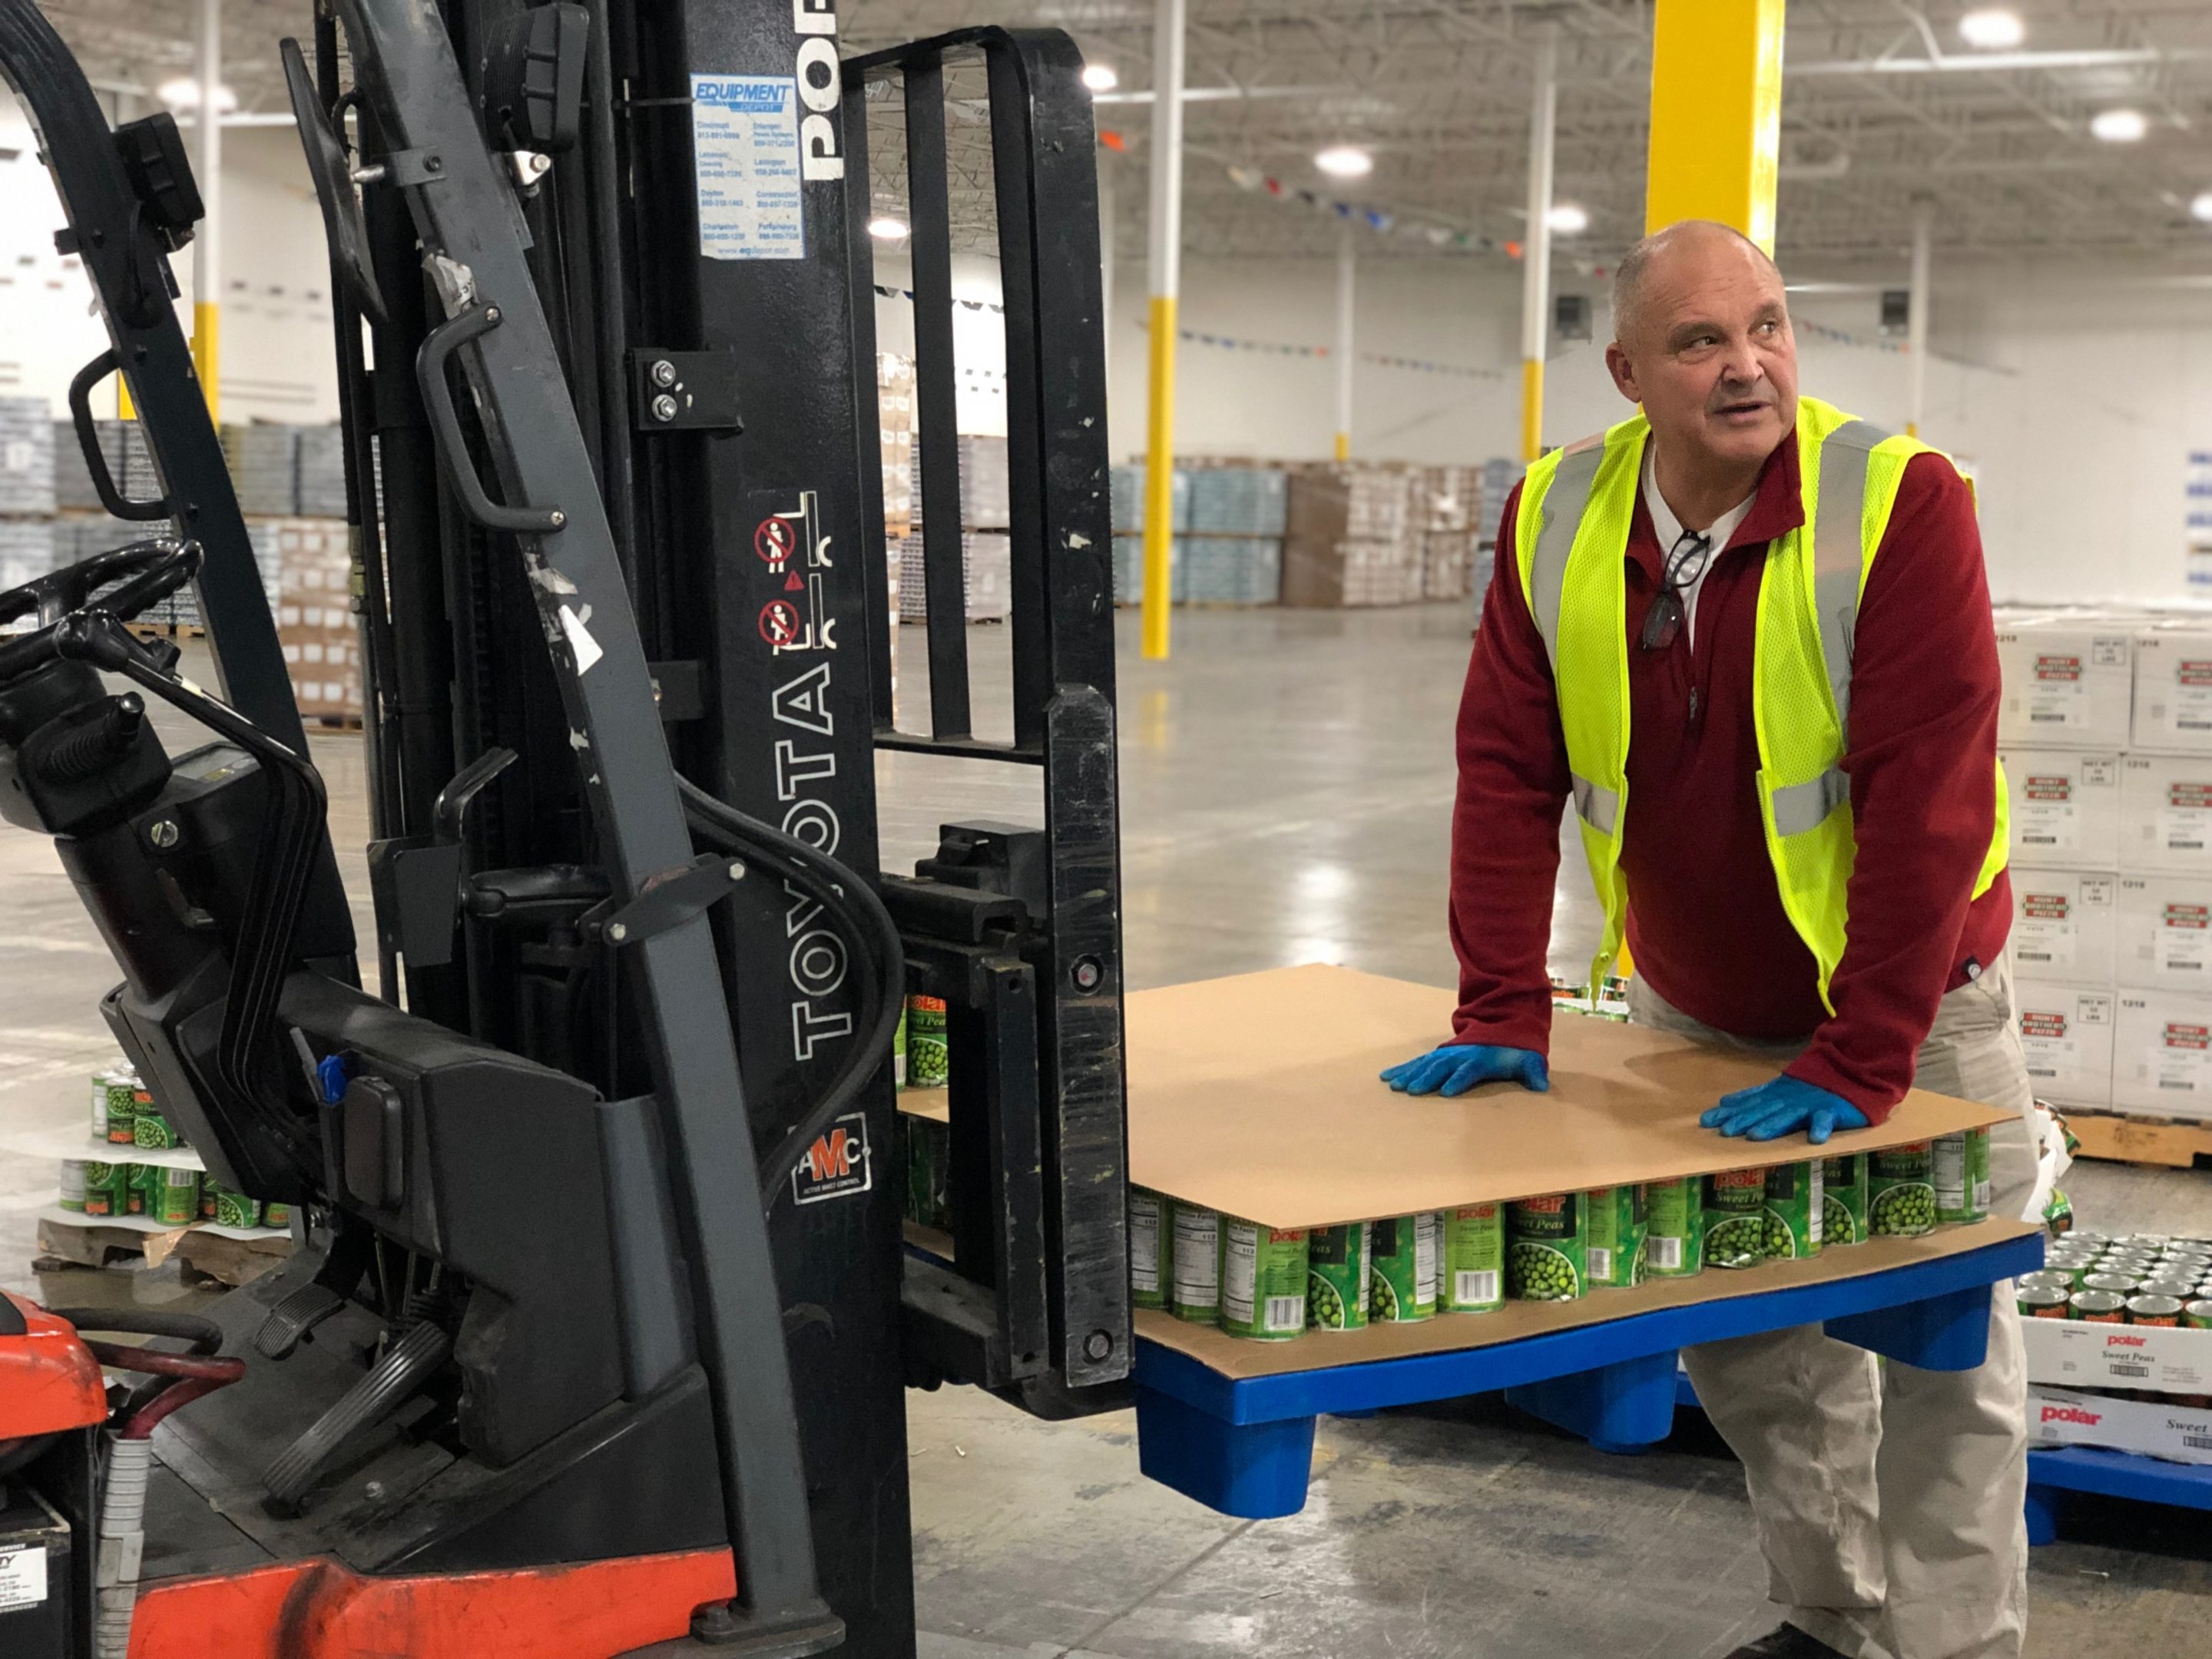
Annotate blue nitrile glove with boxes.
[1700,1075,1869,1144]
[1380,1043,1549,1097]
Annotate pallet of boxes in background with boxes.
[1282,463,1419,608]
[270,517,363,725]
[2000,605,2212,1164]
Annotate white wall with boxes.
[0,95,336,423]
[1095,247,2212,608]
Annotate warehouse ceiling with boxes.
[30,0,2212,270]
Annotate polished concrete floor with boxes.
[2,607,2208,1658]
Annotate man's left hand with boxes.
[1700,1075,1869,1145]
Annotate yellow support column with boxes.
[192,0,224,420]
[1644,0,1786,250]
[192,303,220,422]
[1139,0,1187,661]
[1518,26,1558,462]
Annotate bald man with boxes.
[1383,222,2034,1659]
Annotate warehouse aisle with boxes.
[1,607,2206,1657]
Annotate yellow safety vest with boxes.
[1513,394,2009,1010]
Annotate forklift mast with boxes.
[0,2,1126,1657]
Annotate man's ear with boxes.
[1604,342,1641,405]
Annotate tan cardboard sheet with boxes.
[1141,1220,2041,1381]
[1126,965,2015,1230]
[897,1087,949,1124]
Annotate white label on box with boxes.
[2022,651,2094,730]
[2155,899,2212,977]
[2020,995,2111,1076]
[2167,660,2212,734]
[3,439,31,475]
[2014,876,2111,972]
[0,1545,45,1614]
[2154,1015,2212,1095]
[2161,778,2212,857]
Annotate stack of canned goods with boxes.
[55,1062,290,1231]
[1127,1127,1997,1343]
[2023,1231,2212,1328]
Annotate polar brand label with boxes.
[2041,1404,2103,1426]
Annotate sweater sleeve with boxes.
[1785,452,2002,1121]
[1446,482,1570,1053]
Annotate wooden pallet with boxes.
[2063,1109,2212,1171]
[35,1211,294,1286]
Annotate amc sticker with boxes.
[0,1544,46,1613]
[790,1111,871,1205]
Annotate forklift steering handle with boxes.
[0,539,201,682]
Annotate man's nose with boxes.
[1717,336,1766,387]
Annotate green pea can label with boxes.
[1506,1194,1585,1300]
[82,1161,130,1217]
[892,1003,908,1090]
[2016,1286,2071,1319]
[133,1104,181,1150]
[152,1166,200,1227]
[1704,1168,1769,1268]
[1822,1154,1869,1245]
[905,1116,949,1230]
[1220,1217,1310,1340]
[1369,1213,1439,1323]
[1761,1161,1823,1260]
[262,1200,292,1229]
[906,995,949,1088]
[57,1159,88,1213]
[103,1072,137,1145]
[1869,1143,1937,1237]
[1934,1128,1991,1225]
[211,1187,262,1230]
[1129,1188,1170,1310]
[2184,1300,2212,1330]
[1444,1204,1505,1313]
[1306,1221,1369,1331]
[1171,1203,1223,1323]
[1586,1184,1648,1288]
[126,1163,157,1215]
[1646,1177,1705,1277]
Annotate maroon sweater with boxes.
[1449,428,2011,1122]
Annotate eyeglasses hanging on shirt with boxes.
[1638,528,1715,654]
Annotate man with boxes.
[1383,220,2034,1659]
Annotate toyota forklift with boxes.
[0,1,1126,1654]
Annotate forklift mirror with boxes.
[278,37,387,328]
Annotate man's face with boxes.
[1605,235,1798,469]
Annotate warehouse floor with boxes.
[1,605,2207,1657]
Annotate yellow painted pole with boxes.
[191,0,223,420]
[1518,26,1557,462]
[1906,199,1932,438]
[1139,0,1187,661]
[1645,0,1785,250]
[1333,220,1354,462]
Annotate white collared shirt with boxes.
[1641,442,1757,650]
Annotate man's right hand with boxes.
[1379,1043,1550,1097]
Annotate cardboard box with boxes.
[1997,621,2134,750]
[2117,874,2212,992]
[2120,754,2212,875]
[2131,624,2212,754]
[2000,749,2121,869]
[2008,869,2116,984]
[2112,990,2212,1119]
[1125,964,2013,1229]
[2025,1316,2212,1399]
[2027,1385,2212,1466]
[2015,982,2116,1108]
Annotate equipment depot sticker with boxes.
[792,1111,872,1204]
[0,1544,45,1613]
[690,75,804,260]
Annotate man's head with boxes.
[1605,220,1797,471]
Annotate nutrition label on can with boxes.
[1130,1196,1162,1297]
[1172,1210,1219,1304]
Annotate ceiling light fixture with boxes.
[1546,203,1590,235]
[156,77,237,113]
[2091,108,2148,143]
[1081,64,1118,93]
[2192,191,2212,224]
[866,216,909,240]
[1314,145,1373,179]
[1957,9,2025,51]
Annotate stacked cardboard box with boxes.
[1109,463,1190,605]
[0,399,55,517]
[1282,464,1419,608]
[879,354,915,541]
[0,519,54,594]
[221,424,300,516]
[271,518,361,721]
[2003,608,2212,1121]
[1179,465,1285,605]
[896,531,1010,625]
[1416,463,1484,603]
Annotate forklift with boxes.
[0,0,1126,1654]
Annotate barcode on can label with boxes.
[1588,1247,1612,1282]
[1455,1270,1498,1305]
[1264,1296,1303,1331]
[1651,1236,1683,1270]
[2110,1363,2151,1376]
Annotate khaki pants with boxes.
[1631,959,2036,1659]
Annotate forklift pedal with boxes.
[253,1280,344,1360]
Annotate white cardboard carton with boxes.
[2131,624,2212,754]
[2119,753,2212,875]
[1996,622,2135,750]
[2015,982,2116,1108]
[2024,1317,2212,1399]
[1999,749,2121,870]
[2112,990,2212,1119]
[2026,1385,2212,1466]
[2116,874,2212,992]
[2008,869,2117,984]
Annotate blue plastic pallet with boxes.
[2024,1445,2212,1545]
[1134,1230,2044,1519]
